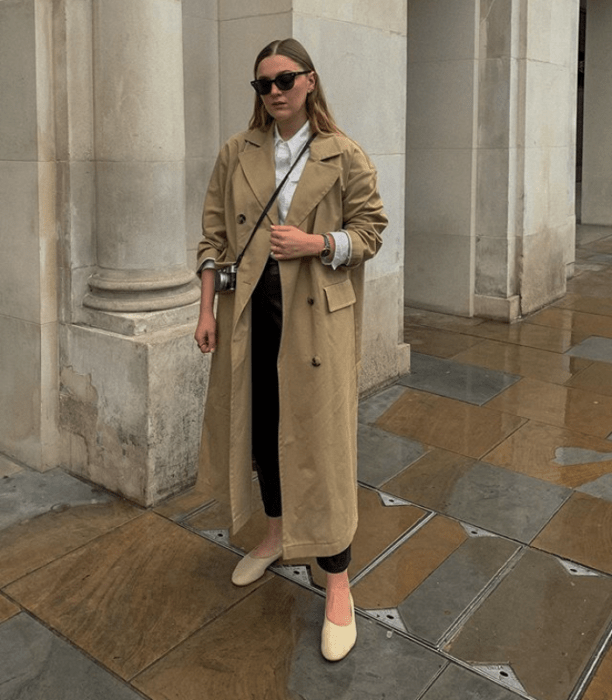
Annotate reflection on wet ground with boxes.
[1,224,612,699]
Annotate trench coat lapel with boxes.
[238,129,278,225]
[285,134,343,228]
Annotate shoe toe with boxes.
[321,595,357,661]
[231,549,281,586]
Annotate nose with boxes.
[269,81,282,97]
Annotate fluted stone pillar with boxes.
[59,0,205,506]
[84,0,199,315]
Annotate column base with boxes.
[474,294,520,322]
[59,320,208,506]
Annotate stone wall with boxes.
[0,0,409,504]
[406,0,579,320]
[581,0,612,226]
[0,0,60,470]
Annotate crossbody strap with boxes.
[235,132,316,269]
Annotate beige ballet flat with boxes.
[321,592,357,661]
[231,547,283,586]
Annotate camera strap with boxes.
[235,132,316,269]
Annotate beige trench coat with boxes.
[197,126,387,560]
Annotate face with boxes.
[256,54,315,133]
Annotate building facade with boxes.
[1,0,609,505]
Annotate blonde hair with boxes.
[248,38,340,135]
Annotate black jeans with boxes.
[251,258,351,575]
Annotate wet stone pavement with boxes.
[2,224,612,700]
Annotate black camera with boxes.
[214,264,237,293]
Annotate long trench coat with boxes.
[197,126,387,560]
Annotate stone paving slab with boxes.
[358,384,407,425]
[0,613,144,700]
[399,352,521,405]
[0,468,114,530]
[445,549,612,700]
[382,458,571,543]
[357,424,428,487]
[399,534,520,646]
[5,513,262,681]
[566,336,612,363]
[421,663,524,700]
[133,576,447,700]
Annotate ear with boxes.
[307,71,316,93]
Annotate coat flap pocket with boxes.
[324,278,356,313]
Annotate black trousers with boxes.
[251,258,351,575]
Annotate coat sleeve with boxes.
[196,142,232,273]
[341,144,387,268]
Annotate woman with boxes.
[194,38,386,661]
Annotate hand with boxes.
[270,225,323,260]
[194,312,216,354]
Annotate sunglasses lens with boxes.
[252,79,272,95]
[275,74,296,91]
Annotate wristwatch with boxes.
[320,233,332,261]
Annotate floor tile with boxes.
[404,324,484,358]
[453,338,591,385]
[567,361,612,397]
[485,421,612,490]
[420,662,524,700]
[378,456,570,543]
[485,378,612,439]
[582,644,612,700]
[398,353,520,406]
[133,576,446,700]
[566,336,612,364]
[0,499,142,587]
[527,307,612,340]
[554,293,612,318]
[383,448,476,494]
[404,306,485,332]
[153,460,214,521]
[358,384,407,425]
[588,235,612,254]
[0,455,22,478]
[576,225,612,247]
[358,424,429,487]
[532,492,612,575]
[445,548,612,700]
[464,320,574,353]
[0,593,19,623]
[0,613,144,700]
[352,515,468,609]
[587,253,612,264]
[189,487,428,588]
[376,388,526,459]
[567,269,612,299]
[398,534,520,646]
[0,468,118,531]
[5,512,259,680]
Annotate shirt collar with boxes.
[274,121,311,158]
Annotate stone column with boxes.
[581,0,612,225]
[83,0,199,316]
[58,0,206,506]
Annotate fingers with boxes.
[270,225,305,260]
[195,330,216,354]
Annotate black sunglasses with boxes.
[251,71,311,96]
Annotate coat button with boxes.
[311,356,321,367]
[307,297,315,305]
[237,214,246,224]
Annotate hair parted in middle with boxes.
[248,38,341,135]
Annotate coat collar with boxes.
[239,127,344,227]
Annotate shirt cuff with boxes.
[322,230,351,269]
[197,258,216,275]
